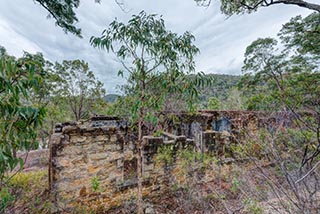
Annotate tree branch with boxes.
[240,0,320,12]
[296,161,320,184]
[272,0,320,12]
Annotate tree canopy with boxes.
[240,12,319,112]
[34,0,83,37]
[238,14,320,212]
[34,0,320,37]
[91,11,212,214]
[53,60,106,121]
[0,47,46,183]
[195,0,320,14]
[34,0,129,37]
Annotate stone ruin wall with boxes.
[49,111,270,212]
[50,120,131,212]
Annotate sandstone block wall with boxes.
[49,117,198,212]
[49,111,272,212]
[50,121,132,210]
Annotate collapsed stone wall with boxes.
[49,111,268,212]
[49,117,194,212]
[161,110,265,148]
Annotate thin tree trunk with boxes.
[137,78,145,214]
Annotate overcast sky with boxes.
[0,0,312,93]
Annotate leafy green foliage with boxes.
[91,11,212,213]
[178,149,217,171]
[279,12,320,63]
[155,145,175,166]
[243,198,262,214]
[196,74,243,110]
[207,97,220,110]
[53,60,106,121]
[34,0,97,37]
[235,13,320,213]
[194,0,320,15]
[104,94,120,103]
[240,13,320,112]
[223,87,246,110]
[0,48,46,183]
[0,187,14,212]
[231,177,240,193]
[91,10,212,126]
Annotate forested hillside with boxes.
[197,74,242,109]
[104,94,120,103]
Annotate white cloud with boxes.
[0,0,313,93]
[0,18,43,56]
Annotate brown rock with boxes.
[79,186,87,197]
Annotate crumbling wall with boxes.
[49,111,268,212]
[161,110,262,151]
[49,117,198,212]
[49,121,132,211]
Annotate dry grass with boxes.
[4,170,52,214]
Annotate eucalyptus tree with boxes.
[241,13,320,111]
[240,37,318,110]
[0,47,46,185]
[91,11,211,213]
[34,0,83,37]
[279,12,320,67]
[194,0,320,14]
[53,60,106,121]
[238,14,320,212]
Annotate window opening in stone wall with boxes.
[123,157,137,182]
[212,117,231,132]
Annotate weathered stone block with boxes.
[70,135,87,143]
[144,163,155,172]
[56,158,72,168]
[92,135,108,142]
[88,152,109,161]
[61,145,82,156]
[110,135,118,143]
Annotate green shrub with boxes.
[91,176,100,192]
[155,145,175,165]
[231,177,240,193]
[0,187,14,212]
[243,198,262,214]
[153,130,163,137]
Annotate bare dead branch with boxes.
[296,161,320,184]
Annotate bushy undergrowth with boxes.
[1,170,51,214]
